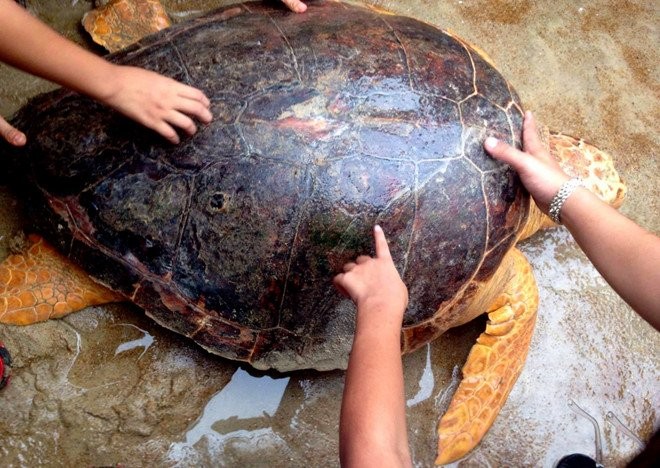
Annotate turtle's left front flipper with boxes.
[82,0,172,53]
[1,235,123,325]
[435,248,539,465]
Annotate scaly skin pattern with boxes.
[436,248,538,464]
[549,132,626,207]
[82,0,171,52]
[0,235,122,325]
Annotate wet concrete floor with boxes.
[0,0,658,466]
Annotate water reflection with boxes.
[435,364,460,412]
[168,366,290,461]
[407,343,434,407]
[113,323,155,360]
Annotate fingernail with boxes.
[14,135,26,145]
[484,137,498,149]
[374,224,382,233]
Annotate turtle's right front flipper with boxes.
[1,235,123,325]
[435,248,539,464]
[518,130,627,240]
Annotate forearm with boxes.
[340,303,411,467]
[0,0,115,100]
[561,188,660,329]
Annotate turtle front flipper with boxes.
[82,0,172,53]
[435,248,538,465]
[549,132,626,208]
[518,130,627,240]
[0,235,123,325]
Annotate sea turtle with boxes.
[0,1,626,463]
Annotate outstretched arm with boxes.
[334,225,412,468]
[0,0,212,145]
[485,111,660,330]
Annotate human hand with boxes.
[333,225,408,317]
[280,0,307,13]
[0,115,26,146]
[484,111,570,214]
[101,65,213,144]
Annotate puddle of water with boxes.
[406,344,434,407]
[167,367,290,462]
[186,367,289,443]
[113,323,156,360]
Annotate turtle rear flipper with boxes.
[0,235,123,325]
[436,248,538,464]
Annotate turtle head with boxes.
[519,126,626,239]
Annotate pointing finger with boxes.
[373,225,392,260]
[281,0,307,13]
[484,136,527,172]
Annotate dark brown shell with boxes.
[5,1,528,371]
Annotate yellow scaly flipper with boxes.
[0,235,123,325]
[436,248,538,464]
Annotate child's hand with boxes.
[0,115,26,146]
[101,65,213,144]
[281,0,308,13]
[334,225,408,315]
